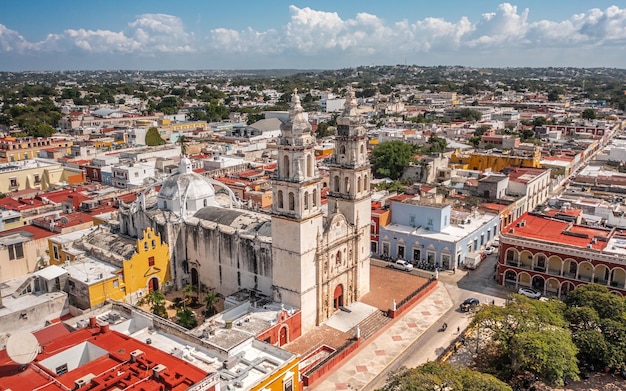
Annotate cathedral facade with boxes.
[118,90,371,333]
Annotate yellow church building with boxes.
[449,146,542,172]
[48,226,170,309]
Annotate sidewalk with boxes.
[309,281,455,391]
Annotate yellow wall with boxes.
[250,356,300,391]
[50,227,170,308]
[161,121,207,131]
[1,215,23,231]
[123,227,170,294]
[87,275,126,306]
[450,149,541,172]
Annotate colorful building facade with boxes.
[48,226,170,308]
[497,212,626,298]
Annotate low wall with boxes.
[387,278,438,318]
[302,338,360,386]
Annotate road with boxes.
[363,254,512,391]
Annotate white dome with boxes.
[157,169,220,216]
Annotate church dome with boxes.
[157,157,220,216]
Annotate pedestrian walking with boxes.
[453,266,456,274]
[457,326,460,333]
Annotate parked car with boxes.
[518,287,542,299]
[391,259,414,272]
[492,237,500,247]
[485,246,495,255]
[460,298,480,312]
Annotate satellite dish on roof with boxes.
[6,331,40,364]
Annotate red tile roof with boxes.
[0,224,57,240]
[505,212,609,250]
[506,167,549,183]
[0,322,209,391]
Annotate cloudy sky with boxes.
[1,1,625,71]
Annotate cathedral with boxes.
[118,89,371,333]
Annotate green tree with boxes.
[137,290,168,319]
[582,108,597,120]
[29,124,56,138]
[370,141,416,180]
[204,292,218,317]
[458,108,483,121]
[533,116,548,127]
[471,295,579,386]
[145,127,165,146]
[316,122,334,138]
[547,89,561,102]
[176,134,189,156]
[175,307,197,329]
[564,284,626,368]
[380,362,511,391]
[183,284,197,308]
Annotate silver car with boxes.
[518,287,541,299]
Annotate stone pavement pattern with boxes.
[310,283,453,390]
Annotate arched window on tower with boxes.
[339,145,346,155]
[277,190,284,209]
[364,174,369,191]
[334,176,340,192]
[283,155,290,178]
[357,176,362,193]
[360,144,365,155]
[313,189,318,207]
[288,192,295,211]
[336,250,342,265]
[307,154,313,177]
[304,191,309,210]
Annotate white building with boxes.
[506,167,552,213]
[111,163,156,189]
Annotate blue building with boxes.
[379,194,499,269]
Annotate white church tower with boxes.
[271,90,324,332]
[327,88,372,297]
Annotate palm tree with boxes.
[176,134,189,156]
[175,307,197,329]
[203,292,218,317]
[183,284,197,308]
[137,290,168,319]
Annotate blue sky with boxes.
[1,1,624,71]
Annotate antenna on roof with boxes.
[6,331,40,364]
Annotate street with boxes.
[362,253,512,391]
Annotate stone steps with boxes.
[351,310,391,341]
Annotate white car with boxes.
[518,287,542,299]
[392,259,414,272]
[485,246,495,255]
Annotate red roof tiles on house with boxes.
[505,212,609,250]
[0,321,209,391]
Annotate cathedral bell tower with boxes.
[271,90,324,332]
[327,88,371,225]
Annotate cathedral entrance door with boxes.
[334,284,344,311]
[279,326,288,346]
[149,277,159,292]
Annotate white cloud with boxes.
[1,4,626,67]
[0,25,33,53]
